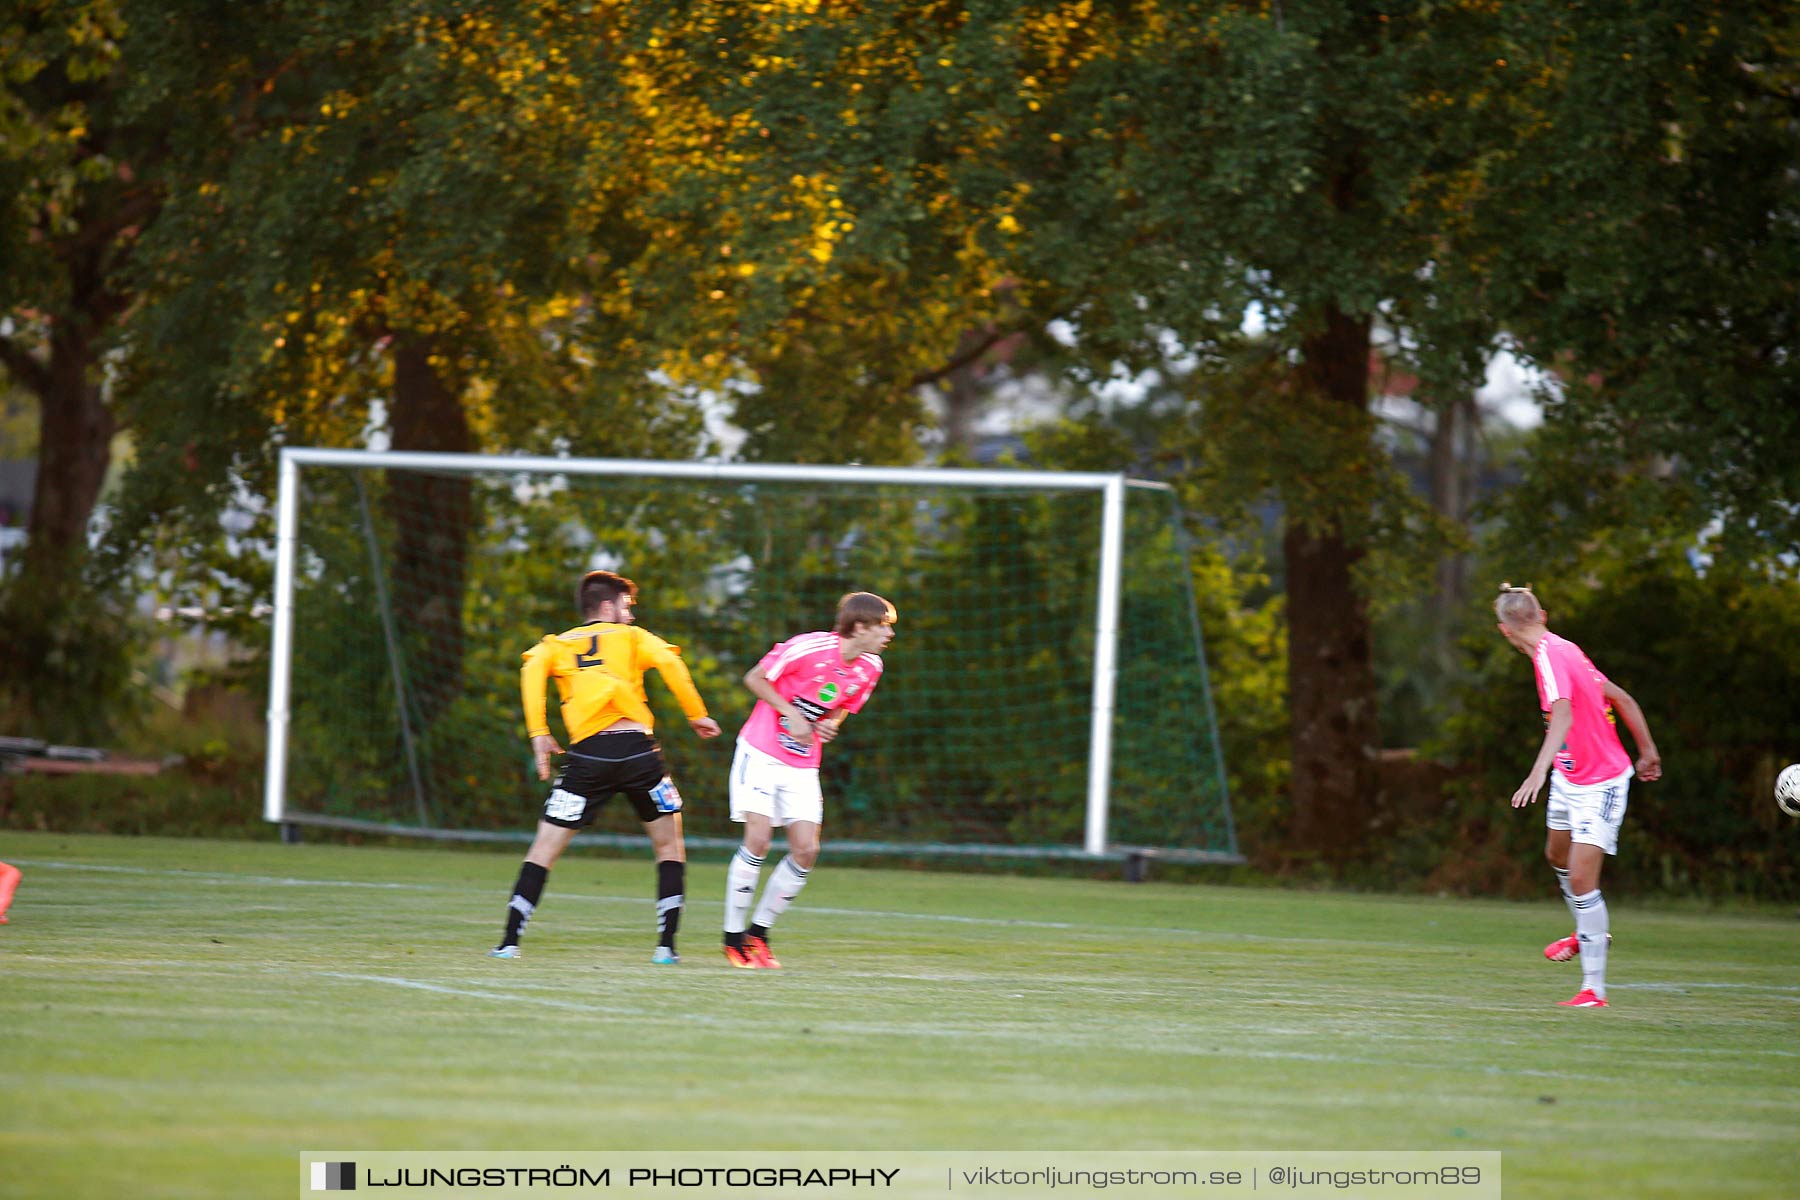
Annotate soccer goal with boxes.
[264,448,1239,866]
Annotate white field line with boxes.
[318,971,682,1017]
[14,860,435,888]
[1614,982,1800,997]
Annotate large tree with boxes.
[582,2,1036,465]
[678,2,1521,861]
[114,1,711,717]
[116,0,1008,517]
[110,0,1009,738]
[1474,1,1800,567]
[0,3,142,592]
[676,0,1800,863]
[0,1,174,732]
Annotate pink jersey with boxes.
[738,630,885,768]
[1532,632,1631,785]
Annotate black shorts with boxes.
[541,731,684,827]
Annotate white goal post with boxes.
[264,447,1238,865]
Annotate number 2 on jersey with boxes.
[576,636,604,670]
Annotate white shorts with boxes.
[730,740,824,827]
[1546,766,1632,855]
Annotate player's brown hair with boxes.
[834,591,897,635]
[577,570,638,618]
[1494,582,1545,628]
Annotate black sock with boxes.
[500,861,548,948]
[724,930,745,949]
[656,860,684,951]
[748,922,770,942]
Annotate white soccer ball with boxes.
[1777,764,1800,818]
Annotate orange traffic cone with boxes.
[0,861,20,923]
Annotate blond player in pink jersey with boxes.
[721,592,896,969]
[1496,584,1661,1008]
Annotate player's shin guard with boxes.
[1572,888,1609,999]
[0,860,20,923]
[1552,865,1578,924]
[656,859,684,952]
[723,848,764,939]
[499,860,548,949]
[750,855,810,931]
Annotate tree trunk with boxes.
[1426,392,1477,672]
[942,367,979,456]
[0,314,122,740]
[384,336,473,729]
[16,321,114,598]
[0,202,138,736]
[1286,305,1381,862]
[939,329,989,456]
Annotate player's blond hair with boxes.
[1494,582,1545,628]
[834,591,897,635]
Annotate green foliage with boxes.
[0,769,266,838]
[115,8,642,572]
[0,1,169,733]
[1425,553,1800,901]
[0,0,148,324]
[1021,411,1285,856]
[1,670,267,833]
[0,385,38,458]
[1178,537,1288,860]
[0,582,149,742]
[1475,1,1800,558]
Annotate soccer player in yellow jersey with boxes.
[490,570,720,963]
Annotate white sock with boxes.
[751,856,810,931]
[1552,866,1578,926]
[1572,888,1609,997]
[723,848,763,935]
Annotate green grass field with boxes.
[2,831,1796,1199]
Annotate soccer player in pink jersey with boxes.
[720,592,896,969]
[1495,584,1661,1008]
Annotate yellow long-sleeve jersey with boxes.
[520,622,708,743]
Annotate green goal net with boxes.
[266,450,1237,864]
